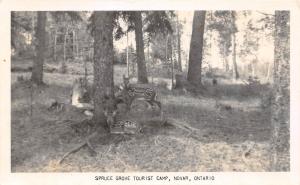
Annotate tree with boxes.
[270,10,290,171]
[231,11,239,80]
[239,16,261,78]
[11,12,33,52]
[208,11,239,75]
[50,12,83,72]
[187,11,206,86]
[133,11,149,83]
[176,14,183,72]
[256,11,275,82]
[93,12,115,129]
[202,11,214,73]
[113,11,173,83]
[31,11,47,85]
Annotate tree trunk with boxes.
[147,37,150,61]
[84,57,88,88]
[93,12,115,129]
[165,35,171,75]
[222,46,229,72]
[60,27,68,73]
[187,11,206,86]
[266,61,272,82]
[31,11,46,85]
[152,57,154,84]
[171,40,174,89]
[72,30,76,59]
[175,74,184,89]
[270,10,290,171]
[251,61,256,77]
[31,13,35,33]
[232,32,239,79]
[53,29,57,61]
[231,11,239,80]
[126,32,129,77]
[225,58,229,72]
[165,34,169,64]
[63,27,68,63]
[176,15,182,72]
[76,32,79,58]
[134,11,148,84]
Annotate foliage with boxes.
[12,11,84,58]
[239,11,274,62]
[151,33,168,61]
[50,11,83,23]
[109,11,174,41]
[207,11,237,59]
[143,11,174,38]
[239,19,260,60]
[256,11,275,40]
[11,12,34,50]
[150,11,183,70]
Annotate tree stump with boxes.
[174,74,184,89]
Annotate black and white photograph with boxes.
[8,9,291,173]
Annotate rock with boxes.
[84,110,93,117]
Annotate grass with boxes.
[11,58,272,172]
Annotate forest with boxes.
[11,10,290,172]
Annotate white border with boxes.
[1,0,299,185]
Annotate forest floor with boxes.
[11,59,272,172]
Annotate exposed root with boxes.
[58,142,88,164]
[166,118,201,133]
[165,118,202,141]
[59,131,98,164]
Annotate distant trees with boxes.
[11,11,84,85]
[187,11,206,86]
[11,12,34,53]
[114,11,173,83]
[50,12,83,73]
[208,11,239,77]
[31,12,47,85]
[270,10,290,171]
[238,11,275,80]
[239,15,260,78]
